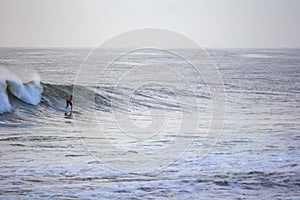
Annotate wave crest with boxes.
[0,67,43,114]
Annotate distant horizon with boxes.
[0,46,299,49]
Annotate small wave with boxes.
[130,52,162,56]
[114,61,147,66]
[240,54,273,59]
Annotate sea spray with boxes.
[0,81,11,114]
[0,66,43,114]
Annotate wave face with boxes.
[0,67,43,114]
[1,68,196,116]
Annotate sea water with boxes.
[0,48,299,199]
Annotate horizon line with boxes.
[0,46,299,49]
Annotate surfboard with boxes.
[65,110,81,114]
[64,109,73,118]
[64,112,73,118]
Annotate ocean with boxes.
[0,48,299,199]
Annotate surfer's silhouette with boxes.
[65,95,73,111]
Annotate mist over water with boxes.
[0,48,299,199]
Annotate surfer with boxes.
[65,95,73,111]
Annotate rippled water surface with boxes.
[0,48,299,199]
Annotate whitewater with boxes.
[0,48,299,199]
[0,67,43,114]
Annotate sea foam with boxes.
[0,66,43,114]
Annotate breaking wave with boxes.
[0,67,43,114]
[1,67,209,117]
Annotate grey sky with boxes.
[0,0,299,48]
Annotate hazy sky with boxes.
[0,0,299,48]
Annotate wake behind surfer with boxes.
[65,95,73,112]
